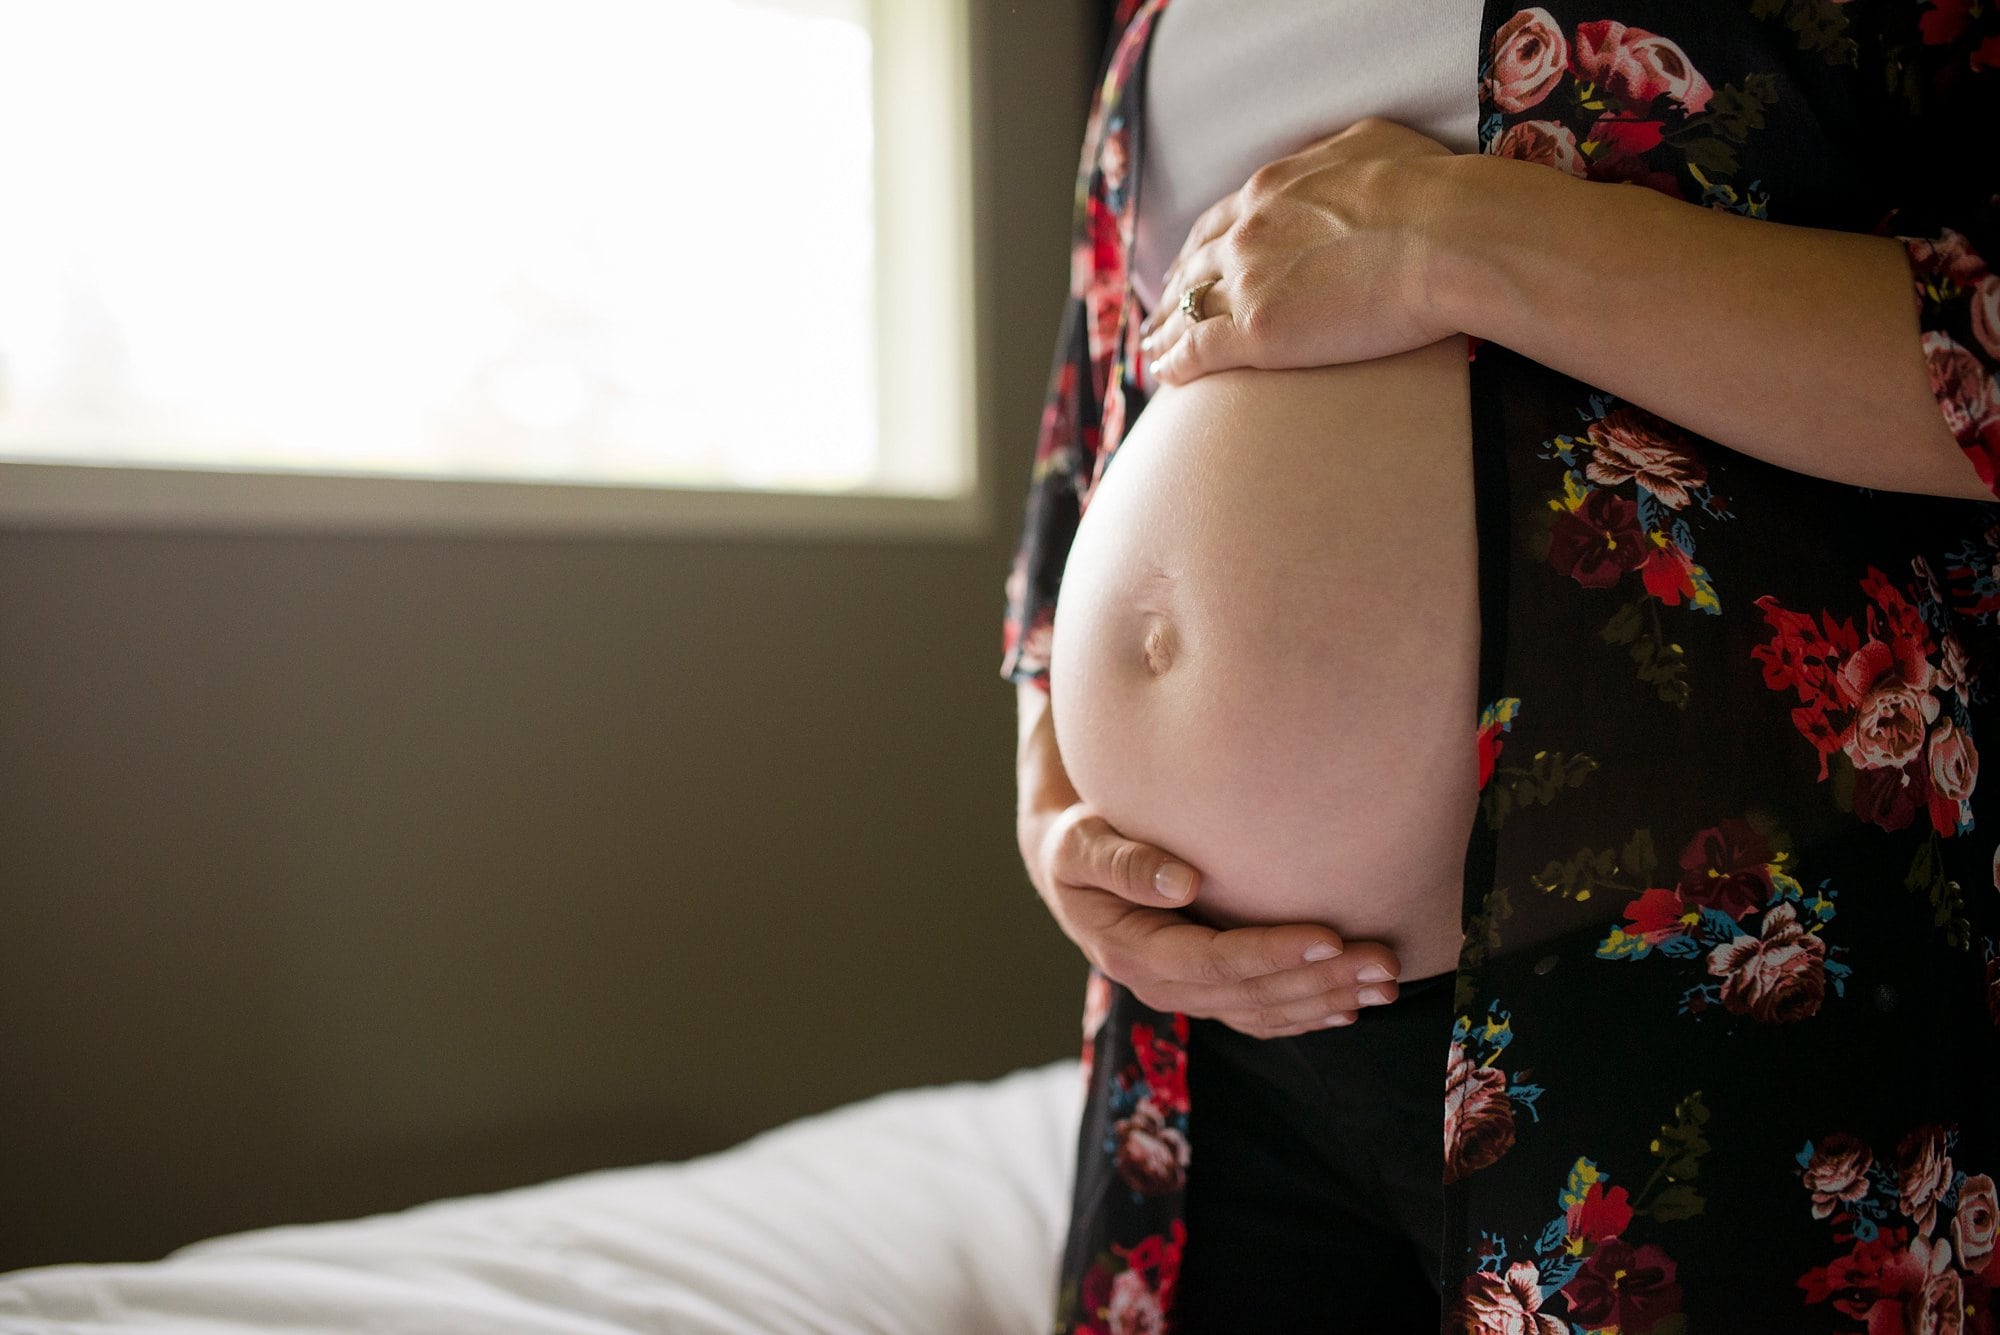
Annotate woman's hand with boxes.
[1137,117,1462,385]
[1017,685,1403,1037]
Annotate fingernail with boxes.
[1154,862,1193,902]
[1358,985,1392,1006]
[1148,358,1165,381]
[1303,942,1341,963]
[1320,1012,1356,1027]
[1358,964,1395,984]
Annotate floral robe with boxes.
[1002,1,2000,1331]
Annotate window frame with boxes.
[0,0,986,543]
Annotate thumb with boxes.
[1067,813,1200,907]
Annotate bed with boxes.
[0,1058,1083,1335]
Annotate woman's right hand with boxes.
[1017,685,1405,1038]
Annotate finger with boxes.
[1205,963,1411,1039]
[1100,915,1353,1003]
[1149,292,1245,386]
[1152,935,1400,1007]
[1051,810,1200,907]
[1216,1007,1359,1040]
[1180,193,1240,267]
[1140,240,1226,354]
[1150,940,1404,1014]
[1139,195,1238,338]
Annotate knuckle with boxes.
[1236,971,1283,1006]
[1190,948,1238,988]
[1255,1005,1295,1032]
[1053,813,1094,870]
[1245,160,1287,197]
[1104,839,1143,892]
[1238,301,1281,340]
[1097,943,1139,985]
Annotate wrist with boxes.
[1416,151,1566,343]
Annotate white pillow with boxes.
[0,1059,1085,1335]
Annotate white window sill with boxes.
[0,459,995,543]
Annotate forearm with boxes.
[1423,152,1990,501]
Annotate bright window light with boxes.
[0,0,948,501]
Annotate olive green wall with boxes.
[0,3,1095,1272]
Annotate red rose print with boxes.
[1561,1238,1683,1332]
[1549,488,1649,588]
[1494,119,1587,175]
[1130,1019,1189,1114]
[1569,21,1715,115]
[1837,636,1939,770]
[1584,408,1709,509]
[1907,227,1994,291]
[1112,1096,1189,1196]
[1706,902,1828,1023]
[1923,330,2000,480]
[1913,1268,1965,1335]
[1953,1173,1997,1268]
[1974,271,2000,361]
[1852,681,1935,771]
[1897,1126,1955,1240]
[1802,1133,1875,1220]
[1926,719,1978,832]
[1937,630,1974,705]
[1798,1226,1920,1311]
[1452,1261,1566,1334]
[1587,110,1672,158]
[1445,1040,1518,1183]
[1676,818,1774,920]
[1485,8,1569,113]
[1106,1267,1163,1335]
[1098,124,1129,195]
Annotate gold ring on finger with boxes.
[1180,277,1219,323]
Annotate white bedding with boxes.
[0,1059,1084,1335]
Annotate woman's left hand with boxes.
[1138,117,1465,385]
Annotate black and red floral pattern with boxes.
[1013,3,2000,1331]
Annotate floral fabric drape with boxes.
[1004,2,2000,1331]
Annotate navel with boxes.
[1141,616,1178,677]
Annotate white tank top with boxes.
[1131,0,1485,314]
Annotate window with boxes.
[0,0,980,537]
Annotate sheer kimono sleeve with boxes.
[1001,275,1103,692]
[1884,21,2000,499]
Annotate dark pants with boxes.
[1173,967,1457,1332]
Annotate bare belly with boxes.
[1048,337,1480,981]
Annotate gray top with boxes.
[1132,0,1484,313]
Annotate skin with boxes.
[1023,116,1991,1039]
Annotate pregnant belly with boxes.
[1049,338,1480,981]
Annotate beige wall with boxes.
[0,3,1096,1273]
